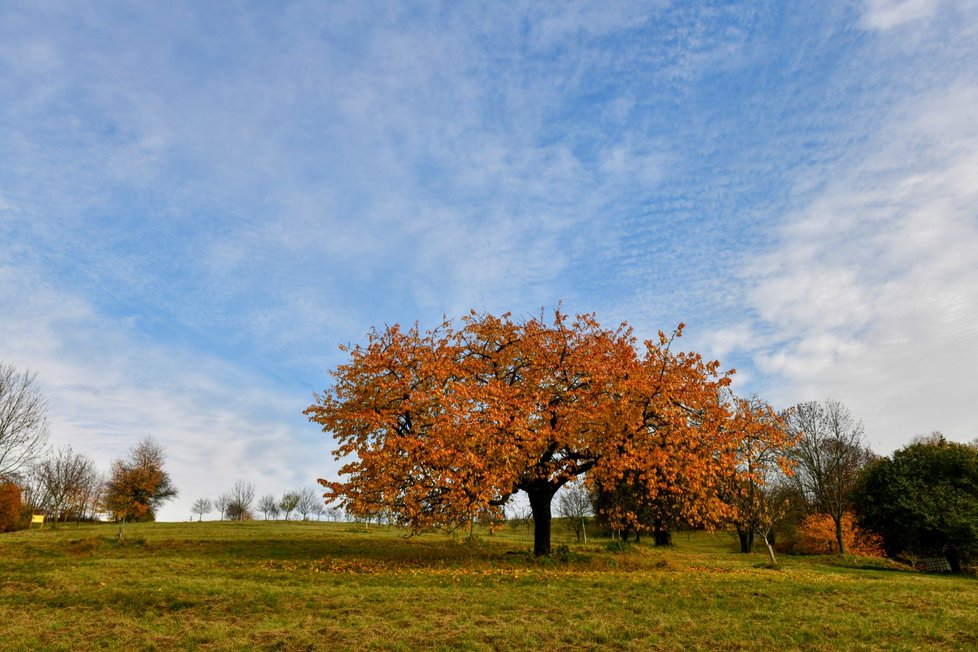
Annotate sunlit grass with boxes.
[2,520,976,650]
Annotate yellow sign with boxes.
[30,514,45,527]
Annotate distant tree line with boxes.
[193,485,342,523]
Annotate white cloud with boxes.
[0,263,333,521]
[862,0,939,30]
[729,84,978,450]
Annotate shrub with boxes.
[795,511,885,557]
[0,480,25,532]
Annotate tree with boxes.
[258,494,279,520]
[327,505,344,522]
[783,400,873,555]
[0,362,50,480]
[225,479,256,521]
[215,493,230,521]
[297,487,319,521]
[308,310,743,556]
[32,445,99,527]
[102,437,177,539]
[311,501,326,521]
[728,396,797,555]
[854,437,978,573]
[279,491,300,521]
[557,480,593,543]
[192,498,212,522]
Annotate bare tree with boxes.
[33,445,99,527]
[508,504,533,537]
[0,362,50,480]
[225,479,256,521]
[557,480,593,543]
[257,494,279,520]
[297,487,320,521]
[279,491,300,521]
[311,501,326,521]
[215,493,230,521]
[192,497,212,522]
[784,399,874,555]
[73,467,105,523]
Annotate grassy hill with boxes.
[2,520,976,650]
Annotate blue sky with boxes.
[2,1,976,521]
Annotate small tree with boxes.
[225,479,256,521]
[311,501,326,521]
[102,437,177,539]
[215,493,230,521]
[297,487,319,521]
[557,480,593,543]
[192,498,212,522]
[257,494,279,520]
[279,491,300,521]
[728,396,797,555]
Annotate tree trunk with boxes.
[527,484,555,556]
[737,527,754,554]
[834,515,847,555]
[653,518,672,547]
[761,532,778,566]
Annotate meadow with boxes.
[1,520,976,651]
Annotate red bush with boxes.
[0,481,25,532]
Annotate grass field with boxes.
[2,520,976,651]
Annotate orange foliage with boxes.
[0,480,23,532]
[307,310,746,554]
[796,511,885,557]
[728,397,797,536]
[102,438,177,523]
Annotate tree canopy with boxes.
[308,310,778,555]
[854,436,978,572]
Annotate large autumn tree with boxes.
[307,310,743,556]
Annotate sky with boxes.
[1,0,976,522]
